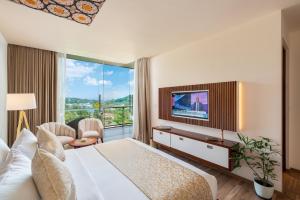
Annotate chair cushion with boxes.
[57,136,74,145]
[37,128,65,161]
[12,128,37,160]
[32,148,76,200]
[82,131,100,138]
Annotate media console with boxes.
[152,126,237,171]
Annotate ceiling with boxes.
[0,0,300,63]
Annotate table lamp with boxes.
[6,93,37,138]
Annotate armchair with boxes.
[39,122,76,145]
[78,118,104,143]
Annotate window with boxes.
[65,57,134,128]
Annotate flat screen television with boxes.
[172,90,209,120]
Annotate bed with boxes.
[64,138,217,200]
[0,129,217,200]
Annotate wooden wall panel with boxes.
[159,81,237,132]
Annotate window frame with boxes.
[66,54,134,69]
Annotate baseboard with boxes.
[290,168,300,173]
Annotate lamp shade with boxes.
[6,93,37,111]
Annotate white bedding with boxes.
[64,138,217,200]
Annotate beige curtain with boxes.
[7,44,57,146]
[133,57,151,144]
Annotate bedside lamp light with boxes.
[7,93,37,138]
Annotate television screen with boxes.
[172,90,209,120]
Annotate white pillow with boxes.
[12,128,37,160]
[0,138,9,166]
[0,149,40,200]
[32,148,75,200]
[37,128,65,161]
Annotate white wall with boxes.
[150,11,283,191]
[288,30,300,170]
[0,32,7,143]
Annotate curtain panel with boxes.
[7,44,57,146]
[56,53,66,123]
[133,57,151,144]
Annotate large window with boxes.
[65,57,134,128]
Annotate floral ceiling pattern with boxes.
[10,0,106,25]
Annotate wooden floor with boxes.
[282,169,300,200]
[164,150,300,200]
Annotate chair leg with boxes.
[96,138,101,144]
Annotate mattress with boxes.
[64,138,217,200]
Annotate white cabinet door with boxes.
[171,134,202,158]
[198,141,229,168]
[153,129,171,147]
[171,134,229,168]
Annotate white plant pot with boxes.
[254,178,274,199]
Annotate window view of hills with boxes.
[64,58,134,127]
[65,95,133,109]
[65,95,133,127]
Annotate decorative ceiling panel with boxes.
[10,0,106,25]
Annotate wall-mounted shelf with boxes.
[152,126,237,171]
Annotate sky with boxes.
[66,59,134,100]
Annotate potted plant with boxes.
[232,133,280,199]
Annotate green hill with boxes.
[65,95,133,107]
[105,95,133,106]
[65,97,97,104]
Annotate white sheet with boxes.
[64,138,217,200]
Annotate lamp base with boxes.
[16,110,30,138]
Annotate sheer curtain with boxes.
[0,34,7,143]
[133,57,151,144]
[56,53,67,123]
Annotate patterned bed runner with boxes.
[94,139,213,200]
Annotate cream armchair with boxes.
[39,122,76,145]
[78,118,104,143]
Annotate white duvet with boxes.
[64,138,217,200]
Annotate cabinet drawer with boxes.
[153,129,171,147]
[171,134,229,168]
[201,142,229,168]
[170,134,201,158]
